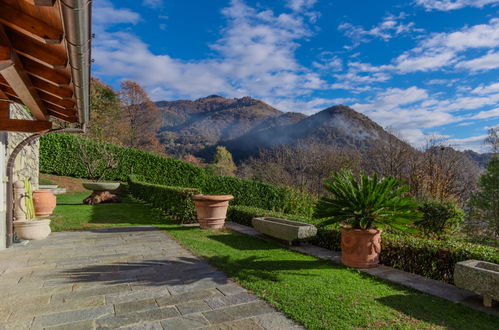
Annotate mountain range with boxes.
[156,95,490,165]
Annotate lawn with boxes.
[51,192,163,231]
[53,193,499,329]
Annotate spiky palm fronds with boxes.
[315,170,421,231]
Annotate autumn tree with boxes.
[119,80,164,154]
[87,78,123,144]
[240,141,361,195]
[207,146,237,176]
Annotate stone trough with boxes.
[454,260,499,307]
[252,217,317,245]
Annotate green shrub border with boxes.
[40,134,315,216]
[227,205,499,284]
[128,175,200,224]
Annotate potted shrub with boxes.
[315,170,420,268]
[76,140,121,204]
[191,194,234,229]
[14,180,52,240]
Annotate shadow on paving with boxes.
[61,256,229,287]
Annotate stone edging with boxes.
[225,221,499,317]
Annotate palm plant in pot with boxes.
[315,170,420,268]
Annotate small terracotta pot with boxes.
[33,190,57,217]
[14,219,51,240]
[191,194,234,229]
[340,226,382,268]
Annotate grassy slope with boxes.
[52,193,498,329]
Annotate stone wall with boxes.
[0,103,40,250]
[6,103,40,189]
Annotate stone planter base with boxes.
[192,194,234,229]
[82,182,121,205]
[340,227,381,268]
[14,219,51,240]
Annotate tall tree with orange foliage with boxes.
[119,80,164,154]
[87,78,123,145]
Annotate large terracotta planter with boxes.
[14,219,51,240]
[340,227,382,268]
[191,194,234,229]
[33,190,56,217]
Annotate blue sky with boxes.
[92,0,499,151]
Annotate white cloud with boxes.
[143,0,163,8]
[472,82,499,94]
[286,0,317,12]
[415,0,499,11]
[93,0,140,26]
[395,51,456,73]
[93,0,323,101]
[472,108,499,119]
[447,134,489,151]
[339,14,421,48]
[456,51,499,71]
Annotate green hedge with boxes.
[204,176,315,217]
[40,134,207,187]
[226,205,499,284]
[128,175,200,223]
[40,133,315,216]
[227,205,312,227]
[381,234,499,283]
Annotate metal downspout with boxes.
[5,126,86,248]
[59,0,92,124]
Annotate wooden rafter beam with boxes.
[30,76,73,99]
[0,25,48,120]
[0,118,52,133]
[0,2,62,44]
[9,29,66,69]
[23,57,71,87]
[34,0,56,6]
[0,90,9,120]
[38,90,75,108]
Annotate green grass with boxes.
[51,192,164,231]
[53,193,499,329]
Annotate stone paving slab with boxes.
[226,221,499,317]
[0,226,304,329]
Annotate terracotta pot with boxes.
[340,227,382,268]
[14,219,51,240]
[33,190,57,217]
[191,194,234,229]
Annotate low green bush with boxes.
[227,205,311,227]
[381,234,499,283]
[415,200,465,237]
[203,176,315,217]
[227,205,498,284]
[128,175,200,223]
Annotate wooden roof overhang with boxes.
[0,0,91,133]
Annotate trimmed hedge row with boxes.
[226,205,499,284]
[226,205,312,227]
[381,234,499,283]
[128,175,200,223]
[40,134,315,216]
[41,134,207,188]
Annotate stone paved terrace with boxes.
[0,227,303,330]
